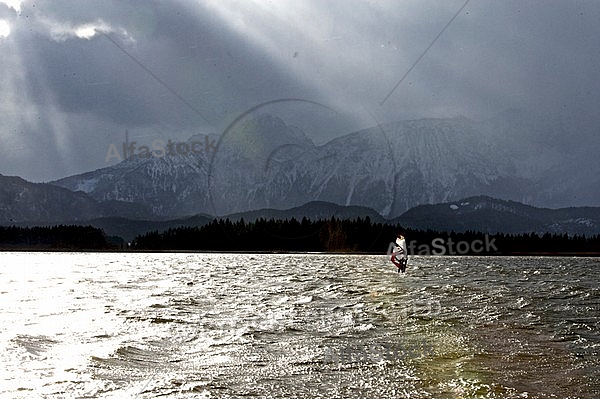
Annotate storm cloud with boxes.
[0,0,599,184]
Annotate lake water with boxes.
[0,252,598,398]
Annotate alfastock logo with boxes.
[105,136,216,162]
[386,234,498,256]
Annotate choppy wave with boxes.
[0,252,598,398]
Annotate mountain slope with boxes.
[394,196,600,236]
[51,115,530,219]
[0,174,154,224]
[51,150,211,218]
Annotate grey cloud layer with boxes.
[0,0,599,181]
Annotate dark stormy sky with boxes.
[1,0,599,182]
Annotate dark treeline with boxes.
[132,217,390,252]
[0,225,122,250]
[2,219,597,254]
[131,217,600,255]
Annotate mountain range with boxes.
[1,111,598,240]
[49,110,600,220]
[392,196,600,237]
[1,173,598,240]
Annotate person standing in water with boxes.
[390,234,408,273]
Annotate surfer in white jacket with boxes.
[391,234,408,273]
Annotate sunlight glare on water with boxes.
[0,252,598,398]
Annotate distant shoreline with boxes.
[1,248,599,257]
